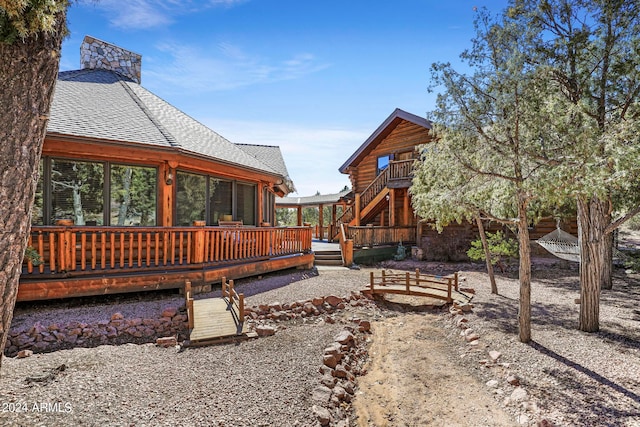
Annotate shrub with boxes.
[467,231,518,271]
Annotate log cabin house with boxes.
[332,108,577,262]
[19,36,313,302]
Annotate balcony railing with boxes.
[344,225,416,248]
[23,225,312,279]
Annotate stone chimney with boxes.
[80,36,142,83]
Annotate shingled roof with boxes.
[276,189,351,207]
[235,143,296,192]
[47,68,289,182]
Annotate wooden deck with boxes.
[365,270,473,305]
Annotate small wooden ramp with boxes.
[185,278,256,346]
[364,270,473,305]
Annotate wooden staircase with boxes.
[314,250,343,266]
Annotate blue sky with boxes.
[60,0,509,196]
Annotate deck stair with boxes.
[314,250,343,266]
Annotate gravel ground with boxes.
[1,267,374,427]
[2,259,640,426]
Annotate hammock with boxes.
[537,227,626,263]
[536,228,580,262]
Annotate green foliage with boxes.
[0,0,69,44]
[467,231,518,266]
[24,246,42,266]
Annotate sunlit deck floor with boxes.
[189,298,249,343]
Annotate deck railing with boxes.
[345,225,416,248]
[23,225,312,279]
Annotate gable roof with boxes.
[235,143,296,192]
[48,69,284,180]
[338,108,432,173]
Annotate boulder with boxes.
[161,307,178,318]
[255,325,276,337]
[17,349,33,358]
[312,405,332,426]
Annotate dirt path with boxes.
[352,312,515,427]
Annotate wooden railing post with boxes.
[370,271,374,291]
[191,220,206,263]
[55,219,74,272]
[405,272,410,293]
[238,293,245,320]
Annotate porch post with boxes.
[389,188,396,226]
[318,203,324,240]
[355,193,361,226]
[403,189,410,226]
[297,206,302,226]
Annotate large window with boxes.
[209,179,232,224]
[176,172,207,226]
[236,183,256,225]
[110,165,157,226]
[176,171,257,226]
[51,159,104,225]
[33,158,158,226]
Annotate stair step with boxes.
[314,259,344,266]
[314,250,342,256]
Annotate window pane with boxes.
[110,165,157,226]
[51,159,104,225]
[377,155,390,175]
[237,183,256,225]
[209,179,232,224]
[176,172,206,226]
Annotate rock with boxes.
[312,405,332,426]
[14,333,33,347]
[312,297,324,306]
[325,295,342,307]
[358,320,371,332]
[255,325,276,337]
[334,330,354,345]
[325,316,335,324]
[486,379,499,388]
[311,386,333,404]
[323,354,339,369]
[488,350,502,362]
[510,387,528,402]
[465,333,480,342]
[302,302,316,314]
[161,307,178,318]
[506,374,520,386]
[268,302,283,311]
[110,312,124,321]
[332,385,347,401]
[320,374,336,388]
[17,349,33,358]
[332,365,349,379]
[156,336,177,347]
[517,414,530,425]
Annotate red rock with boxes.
[358,320,371,332]
[334,330,354,345]
[325,295,342,307]
[110,312,124,321]
[17,349,33,358]
[323,354,338,369]
[156,336,177,347]
[256,325,276,337]
[312,297,324,306]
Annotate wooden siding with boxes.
[349,121,431,193]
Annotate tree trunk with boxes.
[516,196,532,343]
[577,196,609,332]
[476,216,498,294]
[117,167,133,225]
[0,19,66,370]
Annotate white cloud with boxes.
[200,118,368,196]
[145,41,330,92]
[92,0,247,30]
